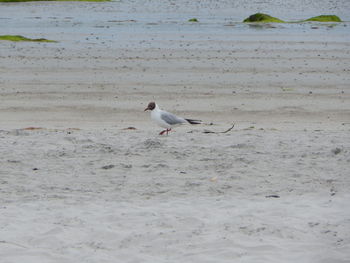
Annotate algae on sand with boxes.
[304,15,342,22]
[188,18,199,22]
[243,13,285,23]
[0,35,57,42]
[243,13,342,24]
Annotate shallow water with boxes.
[0,0,349,48]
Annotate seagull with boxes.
[144,102,201,135]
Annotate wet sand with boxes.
[1,1,350,262]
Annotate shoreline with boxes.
[1,1,350,262]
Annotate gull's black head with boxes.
[144,102,156,111]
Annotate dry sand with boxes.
[1,1,350,262]
[1,128,350,263]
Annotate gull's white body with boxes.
[151,104,187,129]
[145,102,201,135]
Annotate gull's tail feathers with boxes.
[185,119,202,125]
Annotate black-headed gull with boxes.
[144,102,201,135]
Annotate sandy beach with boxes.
[1,0,350,262]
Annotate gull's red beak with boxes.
[144,107,149,111]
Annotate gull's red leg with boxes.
[159,129,167,135]
[159,128,172,135]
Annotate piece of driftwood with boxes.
[122,127,137,130]
[265,195,280,198]
[203,123,235,134]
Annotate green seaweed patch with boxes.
[0,35,57,42]
[0,0,109,2]
[188,18,199,22]
[243,13,285,23]
[304,15,342,22]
